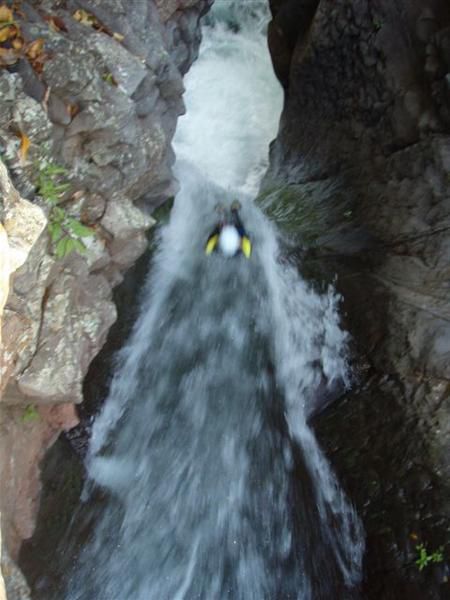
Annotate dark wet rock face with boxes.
[316,378,450,600]
[263,0,450,597]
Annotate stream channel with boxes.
[29,3,365,599]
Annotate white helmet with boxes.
[218,225,240,256]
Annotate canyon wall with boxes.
[264,0,450,597]
[0,0,211,596]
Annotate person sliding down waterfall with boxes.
[205,200,252,258]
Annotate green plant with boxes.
[373,18,383,31]
[102,72,117,86]
[415,543,444,571]
[22,404,40,423]
[36,161,95,258]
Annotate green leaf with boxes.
[55,236,85,259]
[431,548,444,563]
[48,222,63,242]
[45,164,68,176]
[52,206,66,222]
[55,236,70,258]
[22,404,40,423]
[102,72,117,86]
[39,180,56,196]
[53,182,71,193]
[68,220,95,238]
[64,238,78,256]
[36,161,71,204]
[415,543,444,571]
[72,238,87,254]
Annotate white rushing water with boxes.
[65,2,364,599]
[174,1,281,196]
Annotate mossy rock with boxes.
[256,180,355,249]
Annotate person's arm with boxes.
[205,224,221,255]
[231,209,246,237]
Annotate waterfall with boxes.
[63,2,364,598]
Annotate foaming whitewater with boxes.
[64,3,364,599]
[174,1,281,195]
